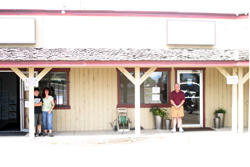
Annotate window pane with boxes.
[120,72,144,104]
[38,72,68,106]
[120,71,169,104]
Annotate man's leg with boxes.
[178,117,184,132]
[172,117,177,133]
[178,117,182,127]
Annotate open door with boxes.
[19,71,38,132]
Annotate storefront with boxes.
[0,10,249,137]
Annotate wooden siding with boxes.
[53,68,118,131]
[205,67,249,127]
[53,67,249,131]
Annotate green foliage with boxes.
[214,107,226,114]
[150,104,167,118]
[162,109,170,120]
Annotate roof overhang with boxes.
[0,60,248,68]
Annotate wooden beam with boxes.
[134,67,141,136]
[232,67,238,133]
[216,67,230,78]
[28,67,35,139]
[139,67,157,85]
[241,71,249,85]
[10,67,27,81]
[238,67,244,133]
[117,67,135,85]
[36,67,52,81]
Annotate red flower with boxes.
[154,103,156,105]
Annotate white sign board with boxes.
[152,87,160,93]
[0,18,36,44]
[25,101,29,108]
[227,76,238,84]
[25,78,38,87]
[152,95,160,101]
[167,20,216,45]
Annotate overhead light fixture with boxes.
[61,5,66,14]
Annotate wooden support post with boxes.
[232,67,238,133]
[241,71,249,85]
[117,67,135,85]
[216,67,230,78]
[238,67,244,133]
[36,67,52,81]
[29,67,35,139]
[10,67,27,81]
[134,67,141,136]
[139,67,157,85]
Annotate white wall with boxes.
[0,15,249,49]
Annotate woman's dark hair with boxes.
[42,87,51,98]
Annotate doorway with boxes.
[177,70,203,127]
[0,72,20,131]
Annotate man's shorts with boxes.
[34,113,43,126]
[171,106,184,117]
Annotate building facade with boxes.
[0,10,249,135]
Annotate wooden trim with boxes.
[117,67,172,108]
[0,9,248,19]
[36,67,52,81]
[35,68,70,72]
[10,67,27,81]
[67,70,70,108]
[54,106,71,110]
[1,61,248,67]
[216,67,230,78]
[241,71,249,84]
[117,67,135,85]
[203,69,206,128]
[140,67,157,85]
[117,103,172,108]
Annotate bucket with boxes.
[214,117,220,129]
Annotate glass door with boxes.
[177,70,203,127]
[20,78,28,132]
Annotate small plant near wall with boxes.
[150,104,166,118]
[214,107,226,114]
[214,107,226,128]
[163,109,170,120]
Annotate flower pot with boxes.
[214,117,220,129]
[215,113,225,128]
[164,119,171,130]
[154,115,163,129]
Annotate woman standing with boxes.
[42,87,55,137]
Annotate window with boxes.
[118,68,171,108]
[37,69,70,109]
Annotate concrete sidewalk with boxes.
[0,127,250,167]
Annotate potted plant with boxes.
[214,108,226,128]
[213,117,220,129]
[150,104,166,129]
[163,109,171,130]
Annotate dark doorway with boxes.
[0,72,20,131]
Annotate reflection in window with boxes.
[39,72,68,106]
[120,71,169,104]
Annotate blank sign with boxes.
[167,20,216,45]
[0,17,36,44]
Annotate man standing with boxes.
[170,83,185,133]
[34,88,43,137]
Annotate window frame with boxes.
[117,68,171,108]
[35,68,70,110]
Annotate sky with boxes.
[0,0,249,14]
